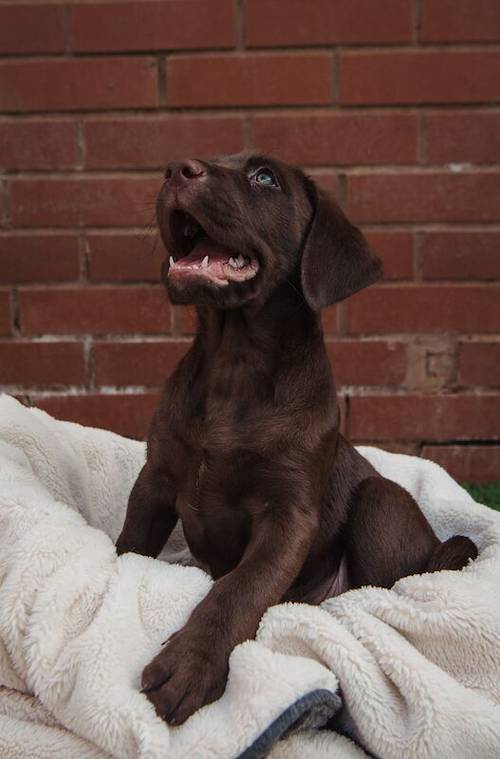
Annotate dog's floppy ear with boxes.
[300,185,383,311]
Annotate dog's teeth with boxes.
[201,255,209,269]
[228,257,237,268]
[236,255,245,268]
[169,256,175,267]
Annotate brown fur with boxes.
[117,153,477,725]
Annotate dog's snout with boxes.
[165,160,206,184]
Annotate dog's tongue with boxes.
[179,240,233,265]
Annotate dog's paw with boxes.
[141,627,229,725]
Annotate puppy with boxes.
[117,153,477,725]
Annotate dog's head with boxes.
[157,152,382,310]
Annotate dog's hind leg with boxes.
[343,476,477,591]
[426,535,477,571]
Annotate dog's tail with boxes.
[426,535,478,572]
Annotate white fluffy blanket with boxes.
[0,394,499,759]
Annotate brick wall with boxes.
[1,0,499,482]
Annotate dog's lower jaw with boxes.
[165,271,263,308]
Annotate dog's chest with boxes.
[176,451,252,577]
[164,343,276,574]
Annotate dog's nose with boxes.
[165,160,206,184]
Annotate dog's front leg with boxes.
[141,503,318,725]
[116,463,178,558]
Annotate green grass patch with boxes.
[461,482,500,511]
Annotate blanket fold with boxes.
[0,394,499,758]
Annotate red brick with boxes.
[0,58,158,113]
[321,306,339,335]
[251,112,417,166]
[421,445,500,483]
[87,233,163,282]
[84,116,244,169]
[0,4,65,54]
[0,120,76,171]
[363,231,413,280]
[326,340,406,386]
[0,234,80,284]
[459,342,500,386]
[421,232,500,280]
[0,341,85,386]
[0,181,6,223]
[345,285,500,334]
[10,177,161,228]
[20,287,170,335]
[93,340,191,386]
[340,51,500,105]
[425,111,500,165]
[350,394,500,441]
[246,0,412,46]
[71,0,234,52]
[346,172,500,223]
[167,54,333,107]
[311,173,337,195]
[421,0,500,43]
[0,292,11,335]
[31,393,159,440]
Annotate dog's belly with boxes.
[321,553,350,600]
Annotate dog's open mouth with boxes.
[167,210,259,287]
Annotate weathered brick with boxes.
[0,234,80,284]
[0,341,85,386]
[10,177,161,228]
[421,0,500,43]
[363,231,413,280]
[168,54,333,107]
[346,172,500,223]
[84,116,244,169]
[345,285,500,334]
[421,232,500,280]
[326,340,406,386]
[246,0,412,46]
[340,51,500,105]
[421,445,500,483]
[350,394,500,441]
[251,112,417,166]
[0,292,11,335]
[31,393,159,440]
[93,340,191,386]
[87,233,163,282]
[404,335,457,393]
[0,58,158,113]
[71,0,234,52]
[0,4,66,54]
[459,342,500,386]
[425,111,500,165]
[19,287,170,335]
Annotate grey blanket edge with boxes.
[237,688,342,759]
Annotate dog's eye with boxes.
[252,168,279,188]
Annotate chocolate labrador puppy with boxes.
[116,152,477,726]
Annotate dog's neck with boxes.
[194,281,323,357]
